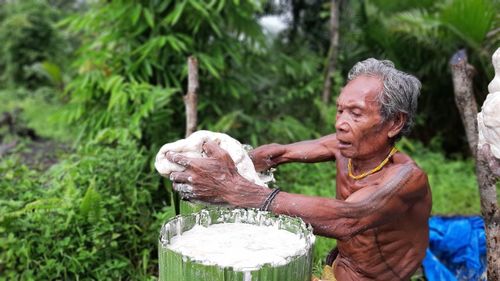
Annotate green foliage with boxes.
[202,39,330,145]
[439,0,495,47]
[79,182,102,223]
[29,61,65,90]
[277,162,336,198]
[0,88,73,141]
[0,0,69,88]
[58,0,335,149]
[59,0,266,146]
[0,139,175,280]
[386,0,496,60]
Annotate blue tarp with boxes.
[422,216,487,281]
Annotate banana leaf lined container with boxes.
[159,208,315,281]
[179,200,210,215]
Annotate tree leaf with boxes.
[79,183,102,223]
[143,8,155,28]
[165,0,186,25]
[188,0,210,17]
[131,4,142,25]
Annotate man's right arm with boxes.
[250,134,338,171]
[266,164,428,239]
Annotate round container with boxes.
[158,208,315,281]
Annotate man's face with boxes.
[335,75,393,159]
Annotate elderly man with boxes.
[166,58,432,281]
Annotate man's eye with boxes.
[352,111,361,117]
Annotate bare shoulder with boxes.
[386,153,429,202]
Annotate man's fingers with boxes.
[173,183,194,193]
[166,152,191,167]
[170,172,193,183]
[173,183,195,200]
[248,150,256,160]
[202,140,225,158]
[202,140,235,166]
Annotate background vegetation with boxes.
[0,0,499,279]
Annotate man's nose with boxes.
[335,115,349,133]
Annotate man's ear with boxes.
[388,113,406,138]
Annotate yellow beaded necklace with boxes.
[348,147,398,180]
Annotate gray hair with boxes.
[347,58,421,141]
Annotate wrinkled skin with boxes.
[249,143,287,172]
[166,75,432,281]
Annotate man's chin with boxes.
[339,148,355,158]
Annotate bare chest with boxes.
[335,158,385,200]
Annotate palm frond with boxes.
[439,0,495,47]
[387,9,443,49]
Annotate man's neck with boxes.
[350,145,395,175]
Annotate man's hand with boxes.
[249,143,287,172]
[166,140,247,204]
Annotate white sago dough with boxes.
[167,223,307,270]
[488,48,500,93]
[155,130,268,187]
[478,93,500,158]
[478,47,500,159]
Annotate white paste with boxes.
[167,223,307,271]
[478,92,500,158]
[243,271,252,281]
[155,130,269,187]
[488,48,500,93]
[478,47,500,158]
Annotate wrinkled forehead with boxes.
[336,75,383,108]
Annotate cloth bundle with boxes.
[155,130,270,193]
[478,48,500,158]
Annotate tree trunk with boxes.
[322,0,340,104]
[450,49,500,279]
[477,147,500,280]
[184,56,198,137]
[449,49,478,158]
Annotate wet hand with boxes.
[249,143,287,172]
[166,140,245,204]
